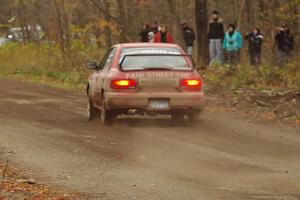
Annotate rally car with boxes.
[86,43,204,126]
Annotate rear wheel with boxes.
[171,113,185,124]
[87,98,100,121]
[101,103,117,126]
[187,111,202,124]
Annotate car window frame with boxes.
[119,54,195,72]
[98,48,116,70]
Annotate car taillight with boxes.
[180,79,202,91]
[111,79,138,89]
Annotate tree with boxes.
[195,0,209,65]
[53,0,70,55]
[237,0,247,29]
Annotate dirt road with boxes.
[0,78,299,200]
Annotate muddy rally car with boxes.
[86,43,204,125]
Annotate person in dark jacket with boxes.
[245,28,263,66]
[154,26,173,43]
[208,10,225,65]
[181,20,195,55]
[275,24,294,67]
[139,24,150,42]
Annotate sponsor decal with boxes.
[120,47,181,62]
[126,72,189,80]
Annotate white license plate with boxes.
[149,100,169,110]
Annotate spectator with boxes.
[275,24,294,67]
[148,21,160,43]
[245,28,263,66]
[181,20,195,55]
[223,24,243,65]
[148,31,155,43]
[139,24,150,42]
[154,26,173,43]
[151,20,161,34]
[208,10,225,65]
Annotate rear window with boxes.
[120,47,193,71]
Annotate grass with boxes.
[0,42,105,90]
[0,42,299,92]
[0,73,84,90]
[201,63,300,93]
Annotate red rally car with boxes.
[86,43,204,126]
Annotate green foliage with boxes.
[278,61,300,87]
[203,63,300,93]
[0,42,299,92]
[0,42,105,88]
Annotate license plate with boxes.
[149,99,169,110]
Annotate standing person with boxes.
[208,10,225,65]
[139,24,150,42]
[245,28,264,66]
[154,26,173,43]
[181,20,195,55]
[148,31,155,43]
[223,24,243,65]
[151,20,161,34]
[275,24,294,67]
[147,21,160,43]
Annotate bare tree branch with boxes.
[88,0,118,22]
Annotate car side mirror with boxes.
[86,61,98,70]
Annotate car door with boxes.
[94,48,116,106]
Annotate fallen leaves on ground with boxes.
[0,163,80,200]
[206,89,300,127]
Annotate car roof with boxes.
[114,43,181,49]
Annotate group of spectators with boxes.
[139,20,195,55]
[139,10,295,67]
[139,21,173,44]
[207,10,294,67]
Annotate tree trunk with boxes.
[103,0,112,47]
[53,0,71,56]
[53,0,66,55]
[195,0,209,65]
[167,0,184,46]
[61,0,70,52]
[116,0,127,43]
[237,0,246,30]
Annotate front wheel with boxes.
[101,103,117,126]
[87,98,100,121]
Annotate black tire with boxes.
[187,111,202,124]
[171,113,185,124]
[87,98,100,121]
[101,103,117,126]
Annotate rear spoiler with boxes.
[119,54,196,70]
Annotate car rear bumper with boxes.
[105,91,204,111]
